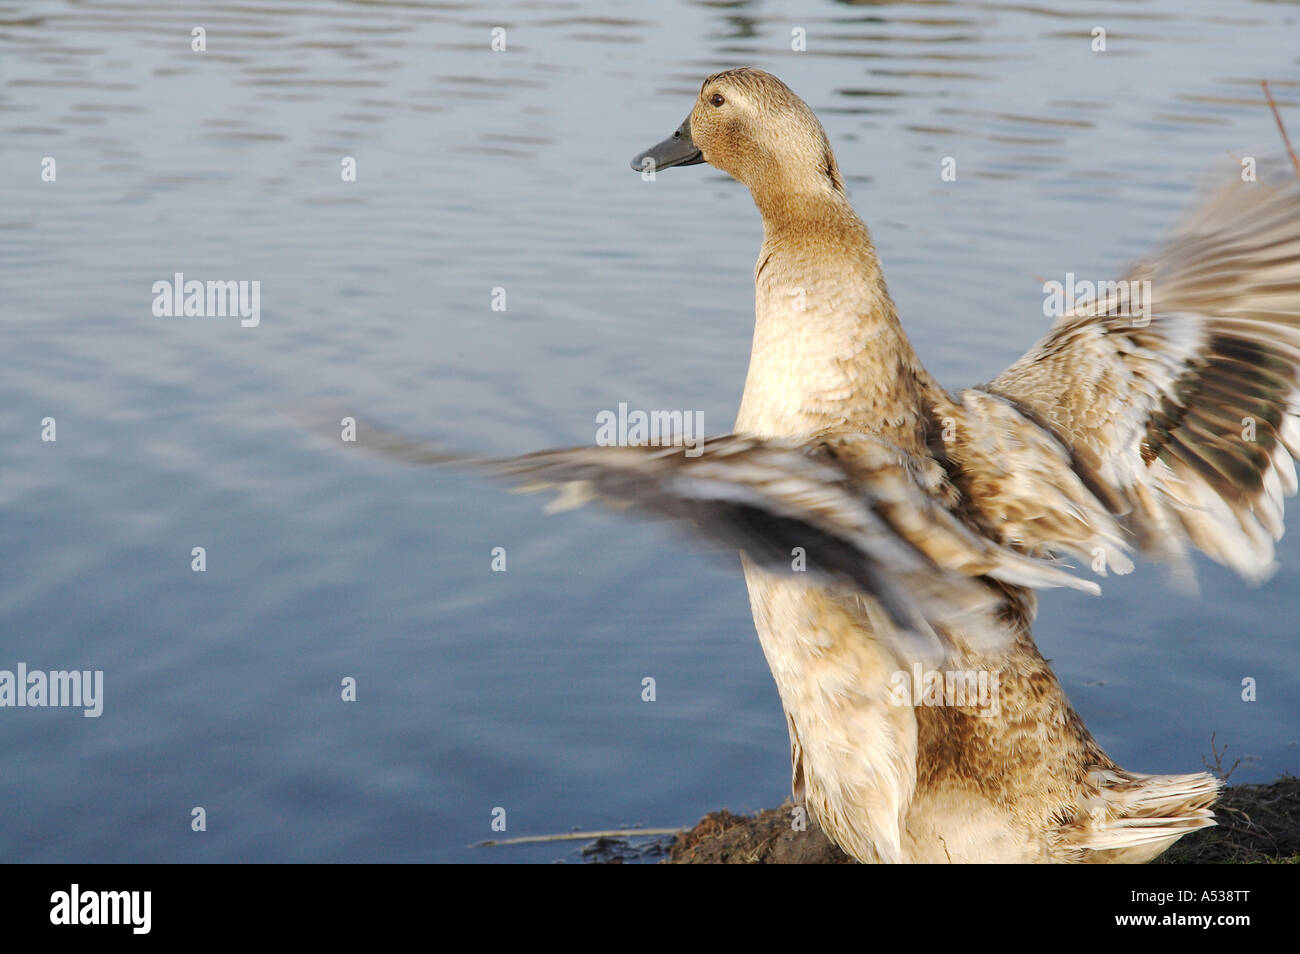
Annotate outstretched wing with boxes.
[303,413,1099,658]
[987,161,1300,582]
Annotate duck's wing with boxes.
[985,162,1300,583]
[306,416,1099,659]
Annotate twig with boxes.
[1202,730,1242,783]
[475,827,681,847]
[1261,80,1300,184]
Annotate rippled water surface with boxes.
[2,0,1298,862]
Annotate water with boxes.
[1,0,1297,862]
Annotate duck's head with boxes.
[630,68,844,197]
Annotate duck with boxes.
[330,68,1300,862]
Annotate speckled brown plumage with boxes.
[671,68,1259,861]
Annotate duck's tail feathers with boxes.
[1065,768,1220,861]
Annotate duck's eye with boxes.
[710,93,725,107]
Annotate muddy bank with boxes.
[654,776,1299,864]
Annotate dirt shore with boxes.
[653,776,1299,863]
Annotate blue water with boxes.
[1,0,1297,862]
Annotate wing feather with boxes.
[298,411,1102,660]
[986,160,1300,582]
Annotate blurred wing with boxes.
[989,161,1300,582]
[308,415,1100,658]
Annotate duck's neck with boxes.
[735,190,946,455]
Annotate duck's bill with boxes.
[630,115,704,172]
